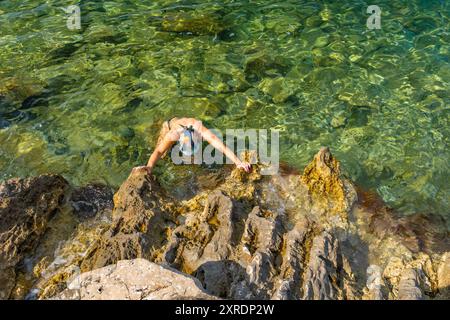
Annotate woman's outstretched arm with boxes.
[198,124,251,173]
[132,130,178,174]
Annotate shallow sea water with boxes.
[0,0,449,220]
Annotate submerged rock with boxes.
[160,11,226,35]
[0,76,45,103]
[358,187,449,254]
[0,119,10,129]
[0,175,69,299]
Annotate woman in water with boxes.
[132,117,251,175]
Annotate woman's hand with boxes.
[236,161,252,173]
[132,166,152,175]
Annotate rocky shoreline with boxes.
[0,148,448,300]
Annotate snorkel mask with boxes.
[178,125,200,157]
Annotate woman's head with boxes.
[178,125,201,156]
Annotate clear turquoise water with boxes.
[0,0,449,220]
